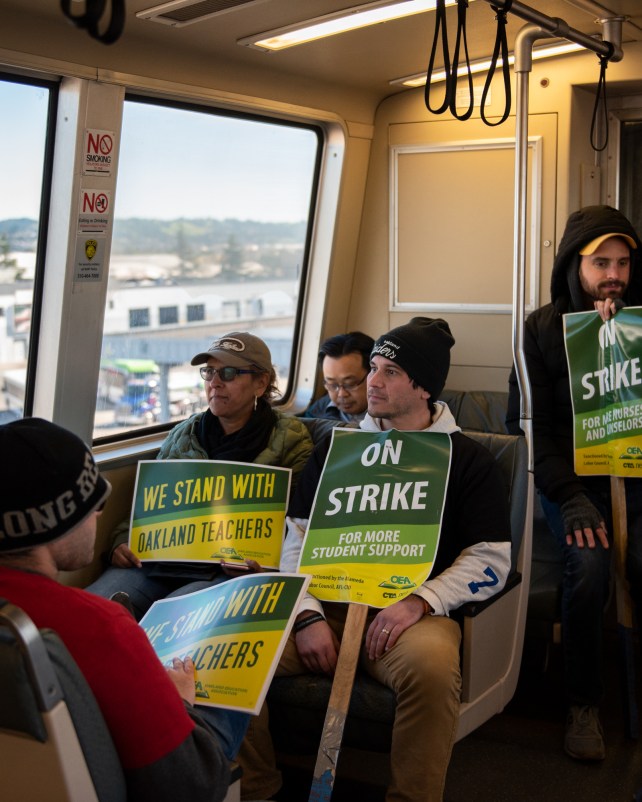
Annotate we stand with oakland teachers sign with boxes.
[129,460,291,568]
[298,428,452,607]
[564,305,642,477]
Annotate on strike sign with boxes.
[83,129,115,176]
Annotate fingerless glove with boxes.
[560,492,603,536]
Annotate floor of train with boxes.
[271,626,642,802]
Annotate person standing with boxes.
[507,205,642,760]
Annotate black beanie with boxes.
[371,317,455,399]
[0,418,111,552]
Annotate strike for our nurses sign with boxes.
[140,572,310,714]
[298,428,451,607]
[564,306,642,478]
[129,460,291,569]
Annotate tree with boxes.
[0,234,17,269]
[220,235,244,281]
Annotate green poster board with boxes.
[564,306,642,477]
[298,428,451,607]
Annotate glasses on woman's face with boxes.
[322,373,368,394]
[200,366,258,383]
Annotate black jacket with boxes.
[507,205,642,504]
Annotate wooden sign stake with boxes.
[610,475,639,740]
[308,603,369,802]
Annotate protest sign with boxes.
[298,428,451,607]
[140,572,310,714]
[129,460,291,568]
[564,306,642,477]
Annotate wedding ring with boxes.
[381,628,390,635]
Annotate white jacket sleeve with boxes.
[280,517,324,616]
[417,541,511,617]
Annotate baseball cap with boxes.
[190,332,273,372]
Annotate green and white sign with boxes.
[298,428,452,607]
[564,306,642,477]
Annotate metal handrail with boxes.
[480,0,624,472]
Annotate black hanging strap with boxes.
[88,0,126,44]
[424,0,451,115]
[590,46,614,152]
[480,0,513,126]
[60,0,125,45]
[449,0,474,121]
[60,0,106,29]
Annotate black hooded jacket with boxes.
[506,205,642,504]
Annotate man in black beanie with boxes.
[0,417,244,802]
[507,205,642,761]
[239,317,512,802]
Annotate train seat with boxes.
[268,419,532,764]
[0,599,242,802]
[0,598,126,802]
[439,390,564,647]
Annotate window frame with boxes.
[0,71,59,417]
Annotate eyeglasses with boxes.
[200,366,258,382]
[323,373,368,393]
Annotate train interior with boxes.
[3,0,642,799]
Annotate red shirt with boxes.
[0,566,194,769]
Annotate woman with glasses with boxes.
[86,331,313,620]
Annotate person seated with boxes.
[86,331,313,620]
[0,417,245,802]
[239,317,512,802]
[303,330,374,423]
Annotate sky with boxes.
[1,80,319,223]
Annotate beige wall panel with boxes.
[350,107,557,388]
[394,144,529,308]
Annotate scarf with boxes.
[197,398,277,462]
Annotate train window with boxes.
[94,97,320,440]
[0,75,56,423]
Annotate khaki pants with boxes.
[239,605,462,802]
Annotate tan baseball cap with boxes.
[190,332,272,372]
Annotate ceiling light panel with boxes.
[239,0,463,52]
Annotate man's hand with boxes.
[560,492,609,549]
[294,616,340,675]
[365,594,428,661]
[594,298,624,322]
[111,543,142,568]
[166,656,196,705]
